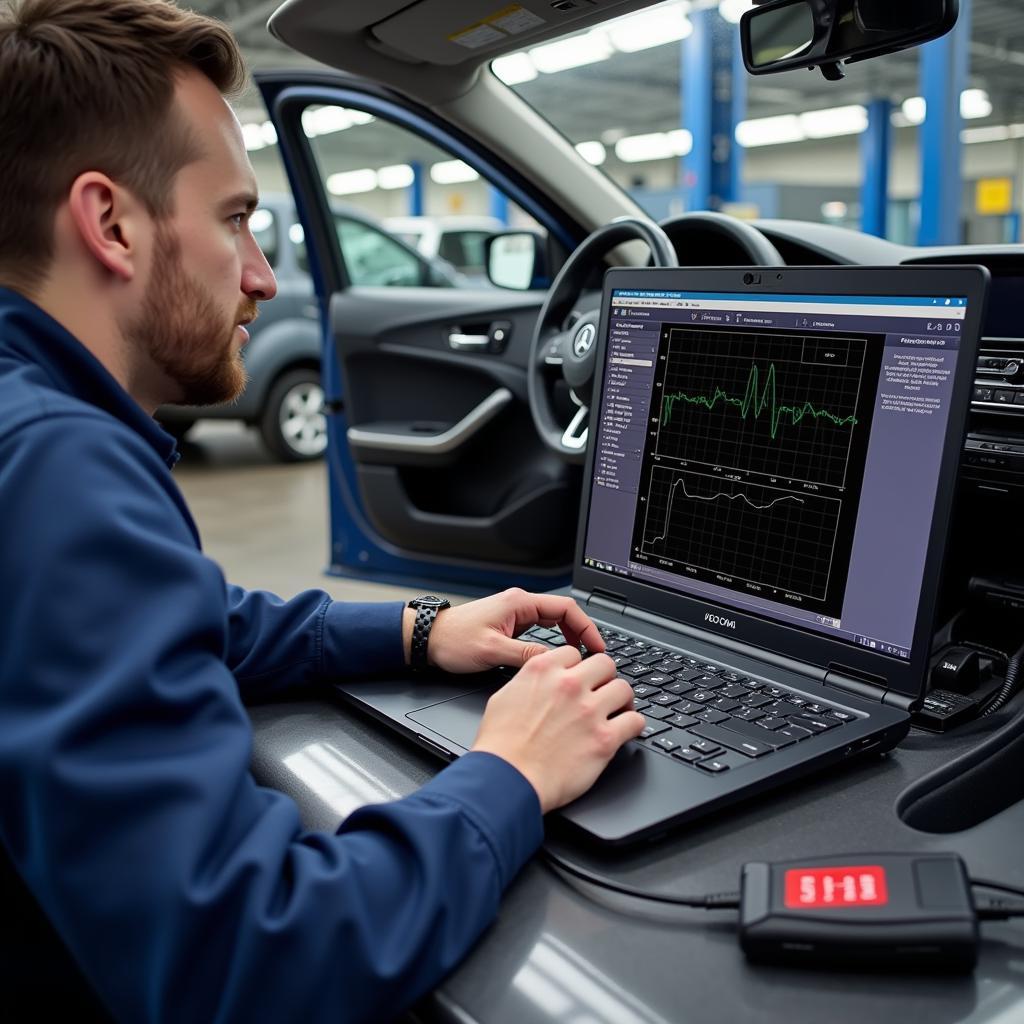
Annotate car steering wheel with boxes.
[528,218,677,463]
[659,210,785,266]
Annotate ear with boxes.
[66,173,148,283]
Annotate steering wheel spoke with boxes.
[561,391,589,452]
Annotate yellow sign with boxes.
[976,178,1014,216]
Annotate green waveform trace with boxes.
[661,361,858,439]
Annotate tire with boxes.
[259,368,327,462]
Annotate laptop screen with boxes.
[582,287,968,662]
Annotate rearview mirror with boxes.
[485,231,547,290]
[741,0,959,81]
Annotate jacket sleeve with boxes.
[223,585,406,702]
[0,417,543,1024]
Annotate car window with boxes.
[300,102,546,288]
[334,215,426,287]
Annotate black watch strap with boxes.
[408,595,450,670]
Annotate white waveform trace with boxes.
[650,476,805,545]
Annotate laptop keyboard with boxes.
[521,624,860,777]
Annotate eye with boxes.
[228,213,247,229]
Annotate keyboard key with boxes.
[775,725,814,743]
[829,710,856,723]
[674,669,706,683]
[732,707,765,722]
[763,686,785,698]
[652,734,681,753]
[664,681,695,696]
[790,714,840,732]
[681,657,703,669]
[619,646,645,660]
[642,706,675,721]
[611,654,631,667]
[696,758,731,774]
[650,693,680,707]
[786,696,808,707]
[804,702,829,715]
[741,694,774,709]
[757,717,790,731]
[603,639,627,653]
[710,697,742,713]
[655,660,685,673]
[720,684,750,700]
[639,722,670,739]
[672,748,703,764]
[633,700,650,712]
[690,723,774,758]
[700,664,723,675]
[667,713,699,729]
[688,690,718,704]
[718,718,795,749]
[674,700,705,716]
[620,664,653,679]
[743,680,766,691]
[720,672,747,684]
[631,683,662,699]
[637,652,665,667]
[645,673,673,687]
[692,675,726,690]
[689,738,723,757]
[695,709,730,725]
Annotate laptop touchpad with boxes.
[407,690,491,751]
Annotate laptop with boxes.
[333,264,989,844]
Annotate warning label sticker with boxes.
[448,5,546,49]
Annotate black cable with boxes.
[971,878,1024,901]
[979,641,1024,717]
[541,847,740,909]
[973,896,1024,921]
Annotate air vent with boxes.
[972,342,1024,413]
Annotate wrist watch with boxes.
[407,595,451,670]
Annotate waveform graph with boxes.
[639,467,842,601]
[654,329,869,490]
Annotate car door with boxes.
[256,71,583,590]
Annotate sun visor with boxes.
[371,0,640,66]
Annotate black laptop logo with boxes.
[705,613,737,630]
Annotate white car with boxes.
[383,215,504,282]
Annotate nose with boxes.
[242,238,277,302]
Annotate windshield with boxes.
[496,0,1015,247]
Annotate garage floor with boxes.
[174,423,416,605]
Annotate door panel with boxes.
[257,74,584,588]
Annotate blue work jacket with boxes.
[0,288,543,1023]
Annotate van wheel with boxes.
[260,369,327,462]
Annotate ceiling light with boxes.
[530,31,613,74]
[377,164,415,190]
[608,7,692,52]
[575,140,607,165]
[961,124,1010,144]
[800,105,868,139]
[902,97,927,125]
[248,209,274,233]
[242,123,266,152]
[719,0,756,24]
[430,160,479,185]
[961,88,992,119]
[302,106,353,138]
[348,110,375,126]
[735,114,805,148]
[492,53,538,85]
[616,132,675,163]
[259,121,278,146]
[326,169,378,196]
[667,129,694,156]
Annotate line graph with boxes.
[653,329,871,490]
[638,467,841,602]
[660,361,859,439]
[648,475,805,545]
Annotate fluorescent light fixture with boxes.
[736,114,805,148]
[289,223,305,245]
[430,160,479,185]
[667,129,693,156]
[719,0,756,24]
[821,201,849,219]
[259,121,278,146]
[614,129,693,163]
[961,88,992,119]
[962,124,1010,144]
[902,97,927,125]
[248,208,274,233]
[326,169,377,196]
[242,123,266,151]
[800,105,868,139]
[608,7,692,52]
[575,140,607,165]
[348,110,375,126]
[492,53,538,85]
[1011,124,1024,139]
[377,164,415,190]
[530,30,613,73]
[302,106,353,138]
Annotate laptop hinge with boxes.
[825,664,916,712]
[585,587,627,617]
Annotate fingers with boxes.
[572,652,620,690]
[590,674,635,715]
[514,592,605,653]
[608,709,647,746]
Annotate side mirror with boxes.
[741,0,959,81]
[485,231,548,290]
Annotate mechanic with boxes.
[0,1,645,1020]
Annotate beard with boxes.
[125,222,255,407]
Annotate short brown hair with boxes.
[0,0,247,294]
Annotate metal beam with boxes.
[918,0,972,245]
[861,99,892,239]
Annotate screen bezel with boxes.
[573,265,989,700]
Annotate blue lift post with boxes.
[408,159,425,216]
[861,99,892,239]
[918,0,972,245]
[489,187,510,226]
[682,8,745,211]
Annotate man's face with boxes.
[124,70,276,407]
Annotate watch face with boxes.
[413,595,448,608]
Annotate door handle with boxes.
[448,333,490,351]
